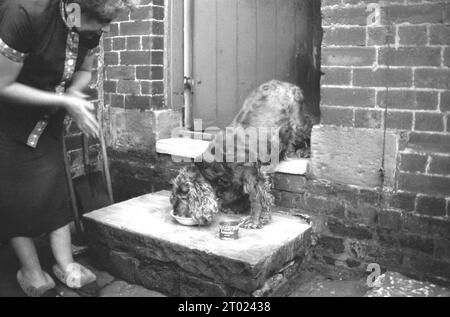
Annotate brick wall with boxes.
[103,0,165,111]
[275,0,450,285]
[101,0,183,202]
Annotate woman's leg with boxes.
[10,237,48,287]
[49,225,74,270]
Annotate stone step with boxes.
[157,136,311,177]
[156,138,211,159]
[83,191,312,297]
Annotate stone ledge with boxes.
[156,138,211,159]
[311,125,399,189]
[274,158,310,175]
[83,191,312,296]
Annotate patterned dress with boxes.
[0,0,100,239]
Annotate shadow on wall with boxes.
[297,0,323,124]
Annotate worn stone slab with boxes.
[311,125,399,189]
[274,158,310,175]
[83,191,311,296]
[156,138,211,159]
[100,281,166,297]
[365,272,450,297]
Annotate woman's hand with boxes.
[61,94,100,139]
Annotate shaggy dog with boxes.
[170,80,313,229]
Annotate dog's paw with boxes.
[239,217,264,229]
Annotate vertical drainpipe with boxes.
[184,0,194,130]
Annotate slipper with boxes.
[17,270,60,297]
[52,263,99,297]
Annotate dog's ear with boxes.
[188,181,219,226]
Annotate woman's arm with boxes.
[0,54,68,107]
[0,55,100,138]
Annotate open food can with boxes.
[219,220,240,240]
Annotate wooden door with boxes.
[191,0,310,129]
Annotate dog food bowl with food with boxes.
[170,210,199,226]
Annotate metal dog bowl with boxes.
[170,210,198,226]
[219,220,240,240]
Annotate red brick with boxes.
[379,48,441,67]
[354,109,382,129]
[415,113,445,132]
[104,52,119,66]
[105,66,135,80]
[400,153,428,173]
[407,132,450,154]
[353,68,413,88]
[323,27,366,46]
[415,69,450,90]
[151,96,165,109]
[399,173,450,196]
[322,47,376,66]
[367,26,395,46]
[385,111,413,130]
[152,21,164,35]
[151,51,164,65]
[120,21,152,36]
[130,6,152,20]
[150,81,164,95]
[446,2,450,23]
[442,92,450,113]
[378,209,402,230]
[104,23,119,38]
[378,90,438,111]
[445,48,450,67]
[136,66,151,80]
[321,67,352,85]
[430,25,450,45]
[115,8,130,22]
[151,66,164,80]
[140,81,150,95]
[322,7,369,26]
[113,38,126,51]
[320,106,354,127]
[109,94,125,108]
[388,192,416,212]
[398,25,428,46]
[120,51,151,65]
[126,37,141,50]
[429,156,450,175]
[152,6,165,20]
[103,38,112,52]
[117,80,141,94]
[382,4,444,25]
[416,195,447,217]
[125,95,151,110]
[321,88,376,108]
[104,81,117,93]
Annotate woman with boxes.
[0,0,138,297]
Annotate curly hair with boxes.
[70,0,140,22]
